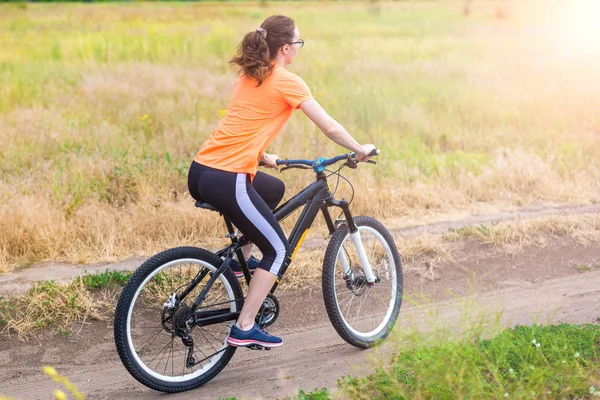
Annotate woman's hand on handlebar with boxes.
[355,144,377,162]
[260,153,279,170]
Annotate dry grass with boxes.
[0,196,225,273]
[2,212,600,337]
[443,213,600,254]
[0,279,110,338]
[1,1,600,272]
[396,233,454,264]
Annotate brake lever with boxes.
[345,159,359,169]
[346,147,379,166]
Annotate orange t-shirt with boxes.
[194,64,313,178]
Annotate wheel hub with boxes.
[162,303,193,334]
[344,267,370,295]
[172,303,192,332]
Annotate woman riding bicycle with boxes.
[187,15,375,348]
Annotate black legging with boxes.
[187,161,291,275]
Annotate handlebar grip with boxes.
[350,149,380,159]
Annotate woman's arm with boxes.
[300,99,375,161]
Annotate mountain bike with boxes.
[113,150,403,393]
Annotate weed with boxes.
[292,388,330,400]
[77,269,131,290]
[573,263,592,272]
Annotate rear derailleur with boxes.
[162,296,198,368]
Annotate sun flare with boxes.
[559,0,600,56]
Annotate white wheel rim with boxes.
[333,226,398,338]
[126,258,236,382]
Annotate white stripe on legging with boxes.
[235,173,286,275]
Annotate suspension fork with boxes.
[322,206,353,277]
[326,198,376,284]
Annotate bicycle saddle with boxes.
[194,201,219,212]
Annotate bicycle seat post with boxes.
[223,217,253,283]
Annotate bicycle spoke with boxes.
[135,328,165,354]
[193,348,227,366]
[164,338,174,375]
[351,285,372,326]
[372,290,375,329]
[182,351,186,376]
[198,329,218,353]
[199,327,223,344]
[143,285,165,306]
[334,289,362,297]
[342,288,359,316]
[192,347,202,370]
[148,340,172,369]
[132,325,165,339]
[133,325,165,330]
[336,292,357,308]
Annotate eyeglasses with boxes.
[290,39,304,49]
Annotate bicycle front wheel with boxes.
[322,216,403,348]
[114,246,243,392]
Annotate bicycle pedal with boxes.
[247,344,271,351]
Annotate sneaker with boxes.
[227,324,283,348]
[229,256,260,278]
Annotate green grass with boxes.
[77,269,132,290]
[573,263,592,272]
[291,389,331,399]
[342,324,600,399]
[281,324,600,399]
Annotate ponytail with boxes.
[230,15,296,86]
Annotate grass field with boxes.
[1,0,600,272]
[314,323,600,399]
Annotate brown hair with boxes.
[230,15,296,86]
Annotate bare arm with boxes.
[300,99,374,160]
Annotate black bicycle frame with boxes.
[189,171,358,328]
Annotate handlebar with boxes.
[266,149,380,173]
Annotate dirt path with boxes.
[1,233,599,399]
[2,202,599,296]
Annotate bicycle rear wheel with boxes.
[114,246,243,392]
[322,216,403,348]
